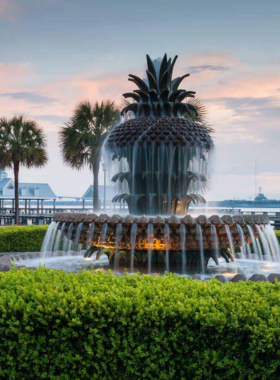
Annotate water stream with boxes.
[147,224,154,274]
[196,224,205,276]
[236,224,246,259]
[87,223,95,248]
[65,223,74,254]
[255,225,272,261]
[130,224,137,272]
[247,225,262,260]
[114,223,122,271]
[100,223,108,245]
[225,225,235,259]
[180,224,186,274]
[210,224,220,260]
[164,224,170,273]
[53,228,62,253]
[264,224,280,261]
[41,222,59,258]
[75,223,83,245]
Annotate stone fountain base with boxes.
[52,212,270,269]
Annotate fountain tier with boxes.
[52,212,272,269]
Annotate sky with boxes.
[0,0,280,200]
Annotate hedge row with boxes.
[0,225,48,253]
[0,268,280,379]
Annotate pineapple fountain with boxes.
[19,54,280,278]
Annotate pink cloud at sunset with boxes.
[0,0,22,21]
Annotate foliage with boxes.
[59,100,120,210]
[0,225,48,252]
[1,268,280,379]
[60,101,120,171]
[0,116,47,169]
[0,116,48,224]
[185,97,214,133]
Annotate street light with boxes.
[102,162,106,210]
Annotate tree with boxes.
[0,116,48,224]
[59,100,120,211]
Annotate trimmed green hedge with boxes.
[0,225,48,253]
[1,269,280,379]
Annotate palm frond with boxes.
[184,97,214,134]
[59,100,120,170]
[0,115,48,169]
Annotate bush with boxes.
[0,269,280,379]
[0,225,48,253]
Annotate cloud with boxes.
[0,0,22,21]
[205,96,280,118]
[188,65,230,74]
[35,114,67,123]
[0,92,57,104]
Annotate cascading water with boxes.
[247,225,262,260]
[196,224,205,275]
[263,224,280,261]
[73,222,83,255]
[210,224,220,260]
[164,224,170,273]
[114,223,122,271]
[130,224,137,272]
[41,222,58,258]
[225,225,235,259]
[74,223,83,245]
[65,223,74,254]
[147,224,154,274]
[62,233,68,254]
[53,228,62,253]
[87,223,95,248]
[100,223,108,245]
[236,224,246,259]
[255,225,272,261]
[108,143,211,215]
[256,239,263,260]
[246,240,252,260]
[180,224,186,274]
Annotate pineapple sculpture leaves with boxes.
[122,54,197,118]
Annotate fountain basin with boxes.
[4,251,280,283]
[51,212,272,269]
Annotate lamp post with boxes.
[102,162,106,210]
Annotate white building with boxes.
[0,170,56,210]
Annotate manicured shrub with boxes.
[0,225,48,253]
[0,268,280,379]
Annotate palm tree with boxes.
[0,116,48,224]
[59,100,120,211]
[185,97,213,133]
